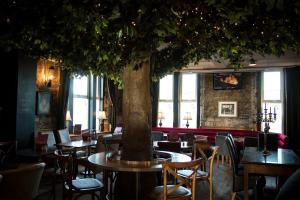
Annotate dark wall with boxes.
[0,49,37,149]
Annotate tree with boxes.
[1,0,300,160]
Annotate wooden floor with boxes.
[37,163,277,200]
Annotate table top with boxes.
[57,140,97,148]
[241,147,300,167]
[88,151,191,172]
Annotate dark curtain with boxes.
[151,81,159,127]
[56,70,70,129]
[283,66,300,150]
[107,79,117,130]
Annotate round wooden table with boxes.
[88,151,191,200]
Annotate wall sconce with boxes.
[183,112,192,128]
[97,111,107,132]
[157,112,165,127]
[44,66,54,87]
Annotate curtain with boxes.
[283,66,300,150]
[56,70,70,129]
[107,79,117,130]
[151,81,159,127]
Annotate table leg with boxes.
[135,172,140,200]
[103,170,109,200]
[244,166,249,200]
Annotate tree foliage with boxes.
[1,0,300,81]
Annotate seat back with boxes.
[54,150,75,183]
[157,141,181,153]
[162,159,202,200]
[215,135,229,156]
[193,143,218,174]
[0,141,17,170]
[167,133,179,142]
[179,133,195,146]
[244,136,258,148]
[39,130,57,151]
[57,128,71,144]
[0,162,45,200]
[258,132,279,151]
[225,137,239,176]
[151,131,164,141]
[73,124,82,135]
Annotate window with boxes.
[180,74,197,128]
[157,73,199,128]
[158,75,174,127]
[262,71,282,133]
[71,75,104,130]
[73,76,89,129]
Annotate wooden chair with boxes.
[225,137,259,200]
[178,145,219,200]
[148,159,202,200]
[54,150,104,200]
[215,134,230,167]
[152,131,165,141]
[0,162,45,200]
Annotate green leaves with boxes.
[0,0,299,78]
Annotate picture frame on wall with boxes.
[213,73,242,90]
[218,101,237,117]
[37,91,51,115]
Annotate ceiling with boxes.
[180,51,300,73]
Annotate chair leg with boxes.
[217,155,219,167]
[221,155,224,165]
[209,180,213,200]
[231,192,236,200]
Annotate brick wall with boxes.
[200,72,258,130]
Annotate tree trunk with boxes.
[114,59,155,200]
[121,59,152,161]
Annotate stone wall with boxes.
[200,72,258,130]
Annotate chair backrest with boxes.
[73,124,82,135]
[216,132,231,136]
[57,128,71,144]
[193,143,219,175]
[258,132,279,151]
[0,162,45,200]
[95,134,113,152]
[228,133,240,162]
[157,141,181,153]
[244,136,258,148]
[167,133,179,142]
[162,159,202,200]
[54,150,76,182]
[151,131,164,141]
[225,137,239,176]
[179,133,195,146]
[39,130,57,151]
[215,135,229,156]
[0,141,17,170]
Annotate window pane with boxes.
[73,76,88,96]
[158,102,173,127]
[159,75,173,100]
[181,74,196,100]
[73,98,89,130]
[261,102,282,133]
[264,72,281,100]
[180,102,197,128]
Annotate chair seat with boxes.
[149,185,191,199]
[177,169,208,179]
[66,178,103,190]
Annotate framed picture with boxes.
[37,91,51,115]
[213,73,242,90]
[218,101,237,117]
